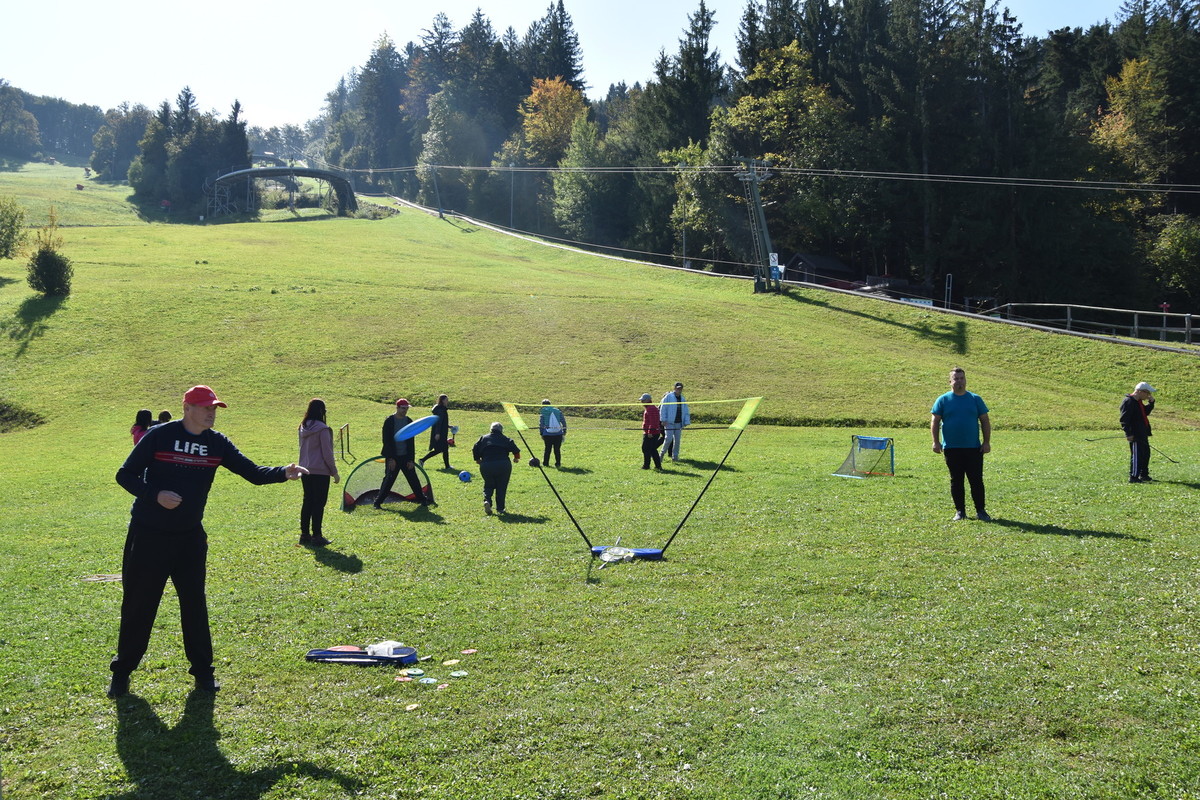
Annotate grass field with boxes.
[2,163,1199,799]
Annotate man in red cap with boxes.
[375,398,432,509]
[108,385,307,698]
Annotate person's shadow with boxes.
[111,691,360,799]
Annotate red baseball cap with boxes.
[183,385,228,407]
[395,398,411,407]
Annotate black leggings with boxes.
[542,434,563,465]
[300,474,331,536]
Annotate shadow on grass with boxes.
[549,465,592,475]
[1,293,66,357]
[1160,480,1200,490]
[496,511,552,523]
[991,517,1149,541]
[112,691,360,800]
[786,292,969,354]
[310,547,364,574]
[0,276,17,288]
[370,503,449,525]
[672,458,739,473]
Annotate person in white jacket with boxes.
[659,382,690,462]
[298,398,340,546]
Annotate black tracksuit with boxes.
[1119,394,1154,480]
[378,414,428,503]
[112,421,288,679]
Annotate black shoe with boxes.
[1140,476,1154,483]
[311,535,331,546]
[299,533,312,545]
[976,510,992,522]
[195,676,221,693]
[952,511,967,521]
[642,464,649,469]
[484,500,492,515]
[1129,477,1144,483]
[107,673,130,698]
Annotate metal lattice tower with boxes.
[734,158,781,293]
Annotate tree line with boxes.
[2,0,1198,310]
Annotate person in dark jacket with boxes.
[472,422,521,515]
[108,385,306,698]
[1120,381,1156,483]
[375,399,432,508]
[418,394,452,470]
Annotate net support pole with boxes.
[661,428,745,555]
[511,428,593,550]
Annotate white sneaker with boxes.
[483,500,492,515]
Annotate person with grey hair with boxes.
[538,398,566,467]
[659,382,690,462]
[472,421,521,515]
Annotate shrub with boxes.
[26,206,72,296]
[0,195,26,259]
[27,246,73,296]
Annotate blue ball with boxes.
[458,470,472,483]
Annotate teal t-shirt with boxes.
[931,391,989,448]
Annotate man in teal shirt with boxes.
[931,367,992,521]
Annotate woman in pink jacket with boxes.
[297,398,340,546]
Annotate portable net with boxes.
[833,435,895,478]
[341,457,432,510]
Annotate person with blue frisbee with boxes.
[375,399,432,509]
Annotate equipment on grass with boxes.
[395,414,438,442]
[341,457,434,510]
[528,457,540,467]
[458,470,472,482]
[832,435,895,478]
[305,645,419,666]
[597,537,636,569]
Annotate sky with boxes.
[3,0,1127,130]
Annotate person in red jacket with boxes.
[640,392,664,470]
[109,385,306,698]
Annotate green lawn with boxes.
[1,164,1198,799]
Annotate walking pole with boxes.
[1083,435,1127,442]
[1149,443,1180,464]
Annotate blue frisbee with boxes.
[394,414,438,442]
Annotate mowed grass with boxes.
[1,164,1199,799]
